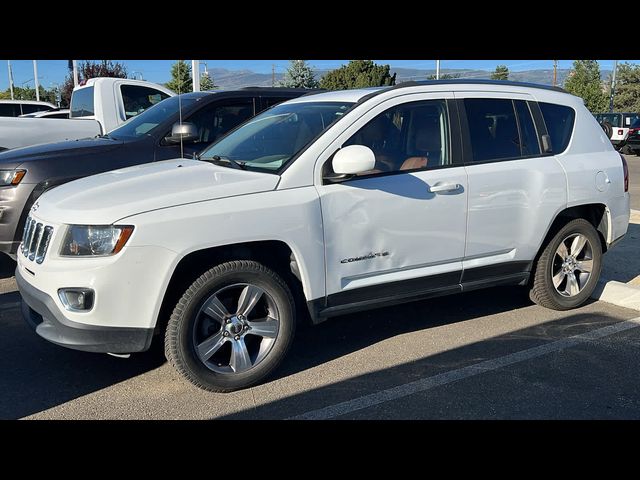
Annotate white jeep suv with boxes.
[16,80,631,392]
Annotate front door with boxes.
[316,94,468,309]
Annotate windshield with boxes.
[199,101,354,172]
[108,96,198,139]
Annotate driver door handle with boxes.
[429,183,461,194]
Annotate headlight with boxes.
[0,169,26,186]
[60,225,134,257]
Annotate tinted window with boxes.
[109,96,198,139]
[263,97,293,109]
[70,86,95,117]
[340,99,450,175]
[624,114,639,126]
[121,85,170,120]
[185,100,254,144]
[44,112,70,119]
[0,104,20,117]
[200,101,354,172]
[21,104,53,114]
[539,102,575,154]
[465,98,520,162]
[596,113,620,127]
[515,100,540,156]
[631,118,640,128]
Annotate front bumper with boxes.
[0,183,37,255]
[17,266,154,353]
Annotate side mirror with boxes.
[332,145,376,175]
[165,122,199,144]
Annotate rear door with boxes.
[456,93,567,287]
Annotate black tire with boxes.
[530,218,602,310]
[621,144,633,155]
[601,121,613,139]
[165,260,296,392]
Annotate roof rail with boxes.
[389,79,567,94]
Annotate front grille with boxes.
[21,216,53,264]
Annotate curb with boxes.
[592,279,640,311]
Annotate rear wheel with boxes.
[530,219,602,310]
[621,144,633,155]
[165,260,296,392]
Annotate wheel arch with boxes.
[156,240,311,336]
[531,203,609,286]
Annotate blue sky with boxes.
[0,59,632,91]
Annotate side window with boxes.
[21,104,53,114]
[539,102,575,154]
[514,100,540,156]
[121,85,170,120]
[261,97,292,112]
[0,104,20,117]
[70,86,95,117]
[184,101,254,144]
[465,98,520,162]
[336,99,450,176]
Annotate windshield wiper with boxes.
[207,155,247,170]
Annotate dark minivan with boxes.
[0,88,312,258]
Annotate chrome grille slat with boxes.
[23,218,35,257]
[35,226,53,264]
[29,223,42,261]
[21,215,53,264]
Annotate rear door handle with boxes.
[429,183,461,194]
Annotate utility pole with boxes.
[272,64,275,87]
[192,60,200,92]
[553,60,557,87]
[7,61,14,100]
[436,60,440,80]
[72,60,79,87]
[609,60,618,113]
[33,60,40,101]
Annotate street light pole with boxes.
[72,60,79,87]
[436,60,440,80]
[609,60,618,113]
[7,61,14,100]
[192,60,200,92]
[33,60,40,101]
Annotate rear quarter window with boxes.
[539,102,575,154]
[70,86,95,118]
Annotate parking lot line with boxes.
[289,317,640,420]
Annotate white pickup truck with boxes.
[0,78,174,151]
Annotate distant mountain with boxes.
[207,66,612,90]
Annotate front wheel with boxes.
[530,219,602,310]
[165,260,296,392]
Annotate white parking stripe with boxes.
[289,317,640,420]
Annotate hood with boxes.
[35,159,280,224]
[0,136,124,168]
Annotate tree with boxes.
[320,60,396,90]
[564,60,608,113]
[166,60,192,94]
[60,60,128,107]
[200,72,215,91]
[491,65,509,80]
[613,62,640,112]
[280,60,319,89]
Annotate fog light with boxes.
[58,288,94,312]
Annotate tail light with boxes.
[618,129,624,136]
[621,153,629,192]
